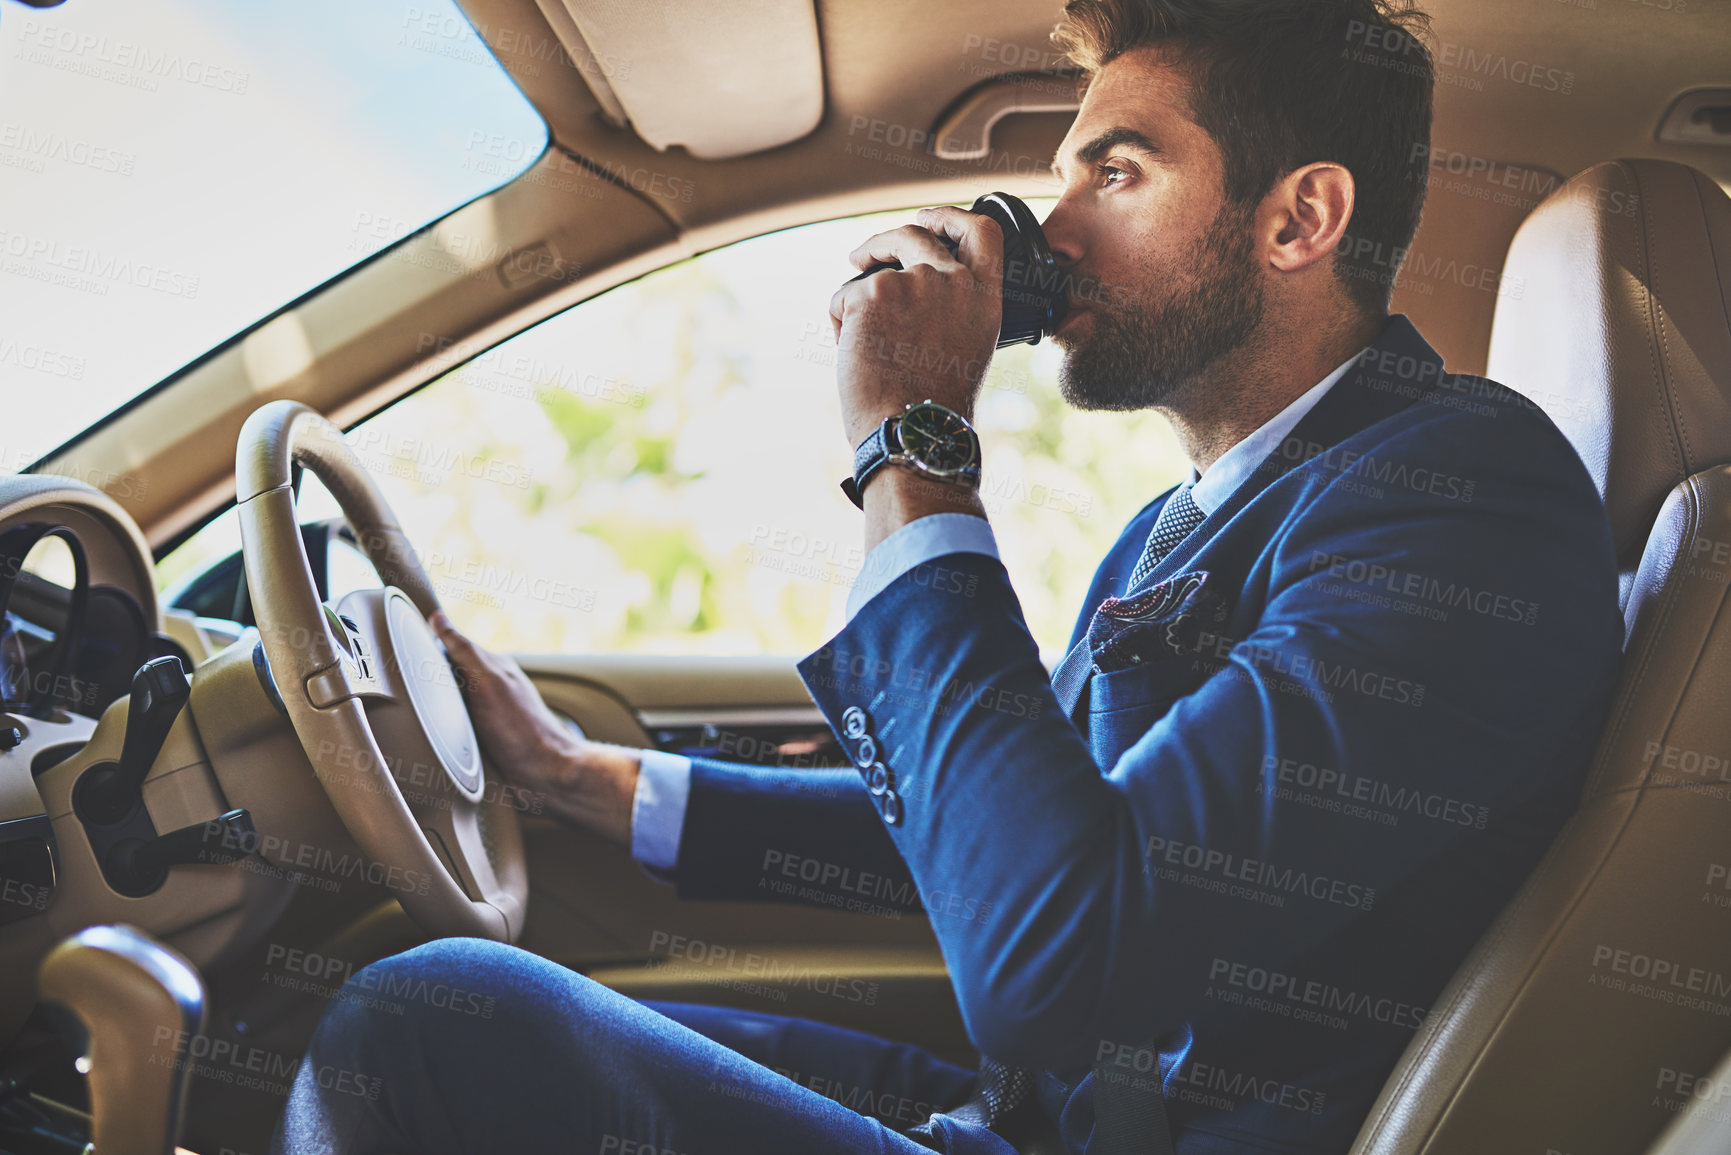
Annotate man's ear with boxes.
[1263,162,1356,274]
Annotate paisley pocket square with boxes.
[1085,570,1230,673]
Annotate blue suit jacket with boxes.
[671,315,1623,1154]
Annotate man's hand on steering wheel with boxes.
[430,610,642,848]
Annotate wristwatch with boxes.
[840,400,982,510]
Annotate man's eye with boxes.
[1097,163,1130,186]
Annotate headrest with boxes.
[1486,159,1731,565]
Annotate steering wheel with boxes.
[234,400,527,941]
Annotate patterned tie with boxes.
[1126,484,1206,593]
[973,1058,1033,1125]
[914,1054,1033,1142]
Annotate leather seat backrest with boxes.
[1484,160,1731,608]
[1350,159,1731,1155]
[1645,1043,1731,1155]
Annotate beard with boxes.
[1056,198,1265,412]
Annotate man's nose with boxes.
[1038,195,1085,269]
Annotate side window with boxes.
[164,207,1185,659]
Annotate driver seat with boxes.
[1350,158,1731,1155]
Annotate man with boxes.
[274,1,1623,1152]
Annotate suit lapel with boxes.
[1135,313,1448,587]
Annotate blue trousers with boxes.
[270,937,1019,1155]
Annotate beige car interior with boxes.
[2,0,1729,1152]
[1351,160,1731,1153]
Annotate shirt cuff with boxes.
[631,748,693,872]
[845,512,1000,622]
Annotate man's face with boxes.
[1043,48,1266,412]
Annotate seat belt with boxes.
[1051,631,1094,719]
[1090,1047,1176,1155]
[1051,640,1179,1153]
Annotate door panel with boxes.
[518,656,970,1061]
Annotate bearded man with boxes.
[275,1,1622,1153]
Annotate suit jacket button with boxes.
[866,761,890,795]
[853,734,878,767]
[880,790,902,825]
[842,706,868,739]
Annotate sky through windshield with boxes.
[0,0,547,469]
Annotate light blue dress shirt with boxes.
[628,349,1367,870]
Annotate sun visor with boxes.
[540,0,824,160]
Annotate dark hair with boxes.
[1051,0,1435,316]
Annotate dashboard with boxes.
[0,475,189,1038]
[1,561,173,723]
[0,472,471,1050]
[0,475,162,720]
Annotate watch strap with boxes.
[841,417,899,510]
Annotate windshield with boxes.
[0,0,547,470]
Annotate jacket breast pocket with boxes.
[1081,570,1229,768]
[1087,648,1204,767]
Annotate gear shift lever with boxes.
[36,925,206,1155]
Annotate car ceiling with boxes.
[42,0,1731,550]
[506,0,1731,232]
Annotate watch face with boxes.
[897,402,978,475]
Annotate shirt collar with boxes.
[1185,346,1368,516]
